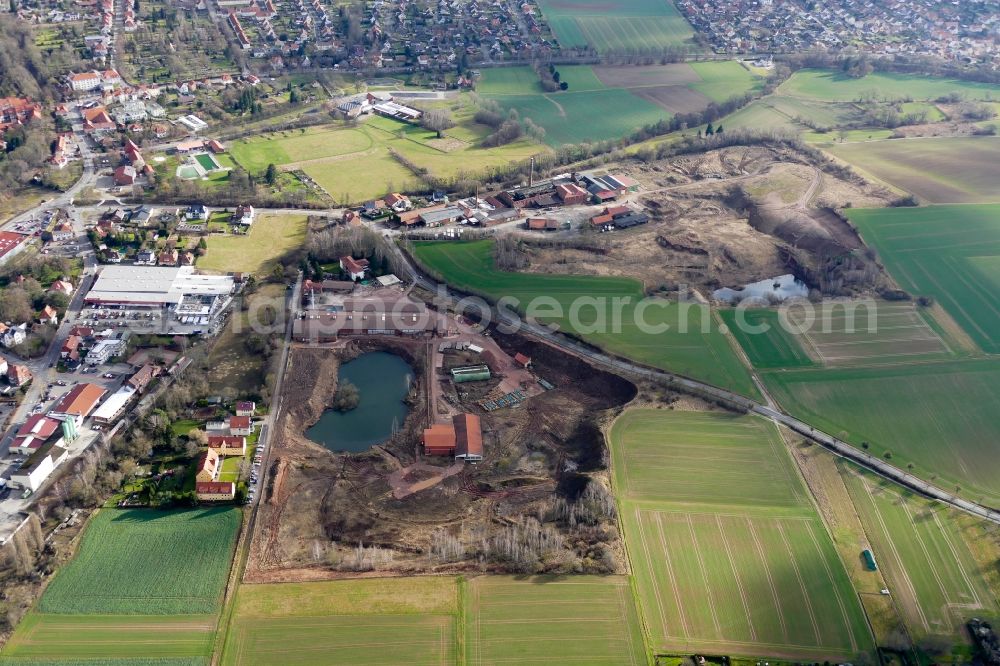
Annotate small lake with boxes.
[306,351,414,453]
[712,274,809,305]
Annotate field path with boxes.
[279,146,380,170]
[542,95,567,118]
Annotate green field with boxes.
[828,138,1000,204]
[466,576,647,666]
[200,213,307,275]
[778,69,1000,102]
[718,309,815,368]
[2,614,216,662]
[843,466,999,638]
[688,61,763,103]
[537,0,694,53]
[411,240,759,398]
[221,578,459,665]
[610,410,873,659]
[229,116,546,202]
[38,508,241,615]
[846,204,1000,352]
[763,360,1000,506]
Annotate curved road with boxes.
[390,243,1000,526]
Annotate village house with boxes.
[39,305,59,325]
[340,256,369,281]
[235,401,255,417]
[207,435,247,456]
[49,280,75,297]
[196,448,221,483]
[229,415,254,436]
[7,363,31,387]
[196,481,236,501]
[232,205,254,226]
[158,249,179,266]
[113,165,137,186]
[127,364,158,393]
[0,323,28,348]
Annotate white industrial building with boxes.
[91,386,137,425]
[10,442,69,492]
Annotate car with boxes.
[103,373,115,379]
[56,380,67,386]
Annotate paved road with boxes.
[388,241,1000,526]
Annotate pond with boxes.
[306,351,414,453]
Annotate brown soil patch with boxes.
[424,137,466,153]
[593,63,701,88]
[632,85,713,115]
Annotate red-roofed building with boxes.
[114,165,137,186]
[50,383,107,425]
[127,364,158,393]
[196,448,220,482]
[12,415,61,455]
[196,481,235,501]
[513,352,532,368]
[0,231,29,261]
[554,183,588,206]
[207,139,225,153]
[82,106,116,132]
[590,213,614,230]
[454,413,483,462]
[340,256,370,281]
[0,97,42,132]
[229,415,253,436]
[61,335,81,360]
[423,422,456,456]
[207,435,246,456]
[235,401,255,416]
[8,364,32,387]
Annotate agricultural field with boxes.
[411,240,760,398]
[609,410,873,659]
[38,508,241,615]
[842,466,999,639]
[465,576,647,666]
[778,69,1000,102]
[228,126,374,173]
[221,578,459,665]
[199,213,307,276]
[763,359,1000,506]
[846,204,1000,352]
[718,309,815,369]
[1,614,216,663]
[688,61,765,103]
[827,138,1000,204]
[536,0,694,53]
[725,302,952,369]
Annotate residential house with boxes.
[158,249,179,266]
[186,204,208,221]
[7,363,31,386]
[114,165,137,186]
[39,305,59,325]
[82,106,116,132]
[196,481,235,501]
[126,364,157,392]
[136,249,156,265]
[384,192,411,213]
[229,415,253,436]
[0,323,28,348]
[235,401,255,417]
[232,205,254,226]
[207,435,246,456]
[195,448,221,482]
[340,256,369,281]
[49,280,75,297]
[86,338,126,365]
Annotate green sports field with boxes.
[465,576,647,665]
[537,0,694,53]
[221,578,459,665]
[1,614,216,662]
[763,360,1000,506]
[843,466,999,638]
[609,410,873,659]
[827,138,1000,204]
[411,240,760,398]
[38,508,242,615]
[778,69,1000,102]
[846,204,1000,353]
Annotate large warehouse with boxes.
[85,266,236,331]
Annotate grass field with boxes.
[610,410,873,659]
[2,614,216,662]
[411,240,760,398]
[827,137,1000,204]
[845,204,1000,352]
[229,115,547,202]
[39,508,241,615]
[842,466,999,638]
[221,578,458,665]
[465,576,647,666]
[199,213,307,275]
[537,0,694,53]
[718,309,815,369]
[763,359,1000,506]
[688,61,763,103]
[778,69,1000,102]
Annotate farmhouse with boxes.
[49,382,108,426]
[196,481,236,501]
[554,183,589,206]
[196,448,221,482]
[208,435,247,456]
